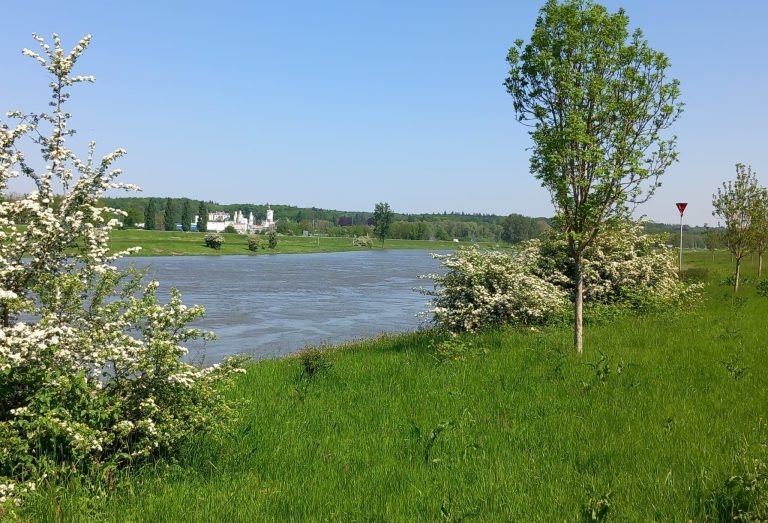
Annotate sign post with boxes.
[676,202,688,274]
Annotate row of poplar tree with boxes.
[143,198,209,232]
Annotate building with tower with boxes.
[195,206,276,234]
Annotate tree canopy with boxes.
[712,163,764,290]
[505,0,682,352]
[372,202,393,247]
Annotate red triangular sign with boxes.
[676,202,688,216]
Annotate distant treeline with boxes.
[99,197,714,246]
[642,222,715,249]
[99,197,552,243]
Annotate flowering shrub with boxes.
[536,223,702,309]
[247,235,262,251]
[422,245,569,332]
[423,223,700,332]
[0,34,244,507]
[205,233,224,250]
[353,235,373,248]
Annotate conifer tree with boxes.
[180,199,192,232]
[144,199,157,230]
[197,200,208,232]
[163,198,175,231]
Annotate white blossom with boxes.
[0,33,245,506]
[423,223,701,332]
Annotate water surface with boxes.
[120,250,443,363]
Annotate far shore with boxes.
[109,229,497,257]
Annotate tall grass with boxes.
[18,250,768,521]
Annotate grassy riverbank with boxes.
[109,229,489,256]
[19,251,768,520]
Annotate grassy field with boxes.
[109,229,488,256]
[19,250,768,521]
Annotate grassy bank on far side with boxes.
[108,229,490,256]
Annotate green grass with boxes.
[18,250,768,521]
[109,229,490,256]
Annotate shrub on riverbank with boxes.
[0,34,243,510]
[423,245,568,332]
[268,231,278,249]
[205,233,224,250]
[247,235,263,251]
[353,235,373,248]
[424,223,701,332]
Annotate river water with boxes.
[119,250,445,363]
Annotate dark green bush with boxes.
[247,235,261,251]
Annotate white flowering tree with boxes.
[0,34,243,507]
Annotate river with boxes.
[119,250,444,363]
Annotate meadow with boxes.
[109,229,487,256]
[18,250,768,521]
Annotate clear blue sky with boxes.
[1,0,766,225]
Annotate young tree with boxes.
[752,188,768,278]
[180,199,192,232]
[144,199,157,230]
[712,164,762,291]
[505,0,682,353]
[163,198,175,231]
[372,202,393,247]
[196,200,208,232]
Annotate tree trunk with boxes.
[759,253,763,278]
[735,259,741,293]
[574,258,584,355]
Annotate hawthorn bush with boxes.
[422,244,568,332]
[247,235,262,251]
[424,223,701,332]
[0,34,243,507]
[205,233,224,250]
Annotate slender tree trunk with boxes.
[574,257,584,355]
[735,258,741,292]
[759,253,763,278]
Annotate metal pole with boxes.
[679,213,683,274]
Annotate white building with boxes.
[198,206,275,234]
